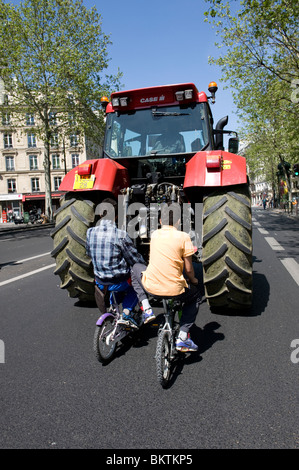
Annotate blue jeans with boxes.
[96,280,138,312]
[131,263,201,333]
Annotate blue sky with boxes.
[8,0,241,135]
[84,0,241,134]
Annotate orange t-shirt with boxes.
[142,226,194,296]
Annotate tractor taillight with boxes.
[206,155,221,169]
[78,163,92,176]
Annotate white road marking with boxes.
[15,252,51,264]
[0,264,56,287]
[280,258,299,287]
[264,237,285,251]
[257,227,269,234]
[254,211,299,286]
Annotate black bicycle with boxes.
[155,298,183,388]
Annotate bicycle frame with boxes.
[159,299,179,359]
[96,292,128,345]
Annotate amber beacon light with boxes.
[100,96,109,110]
[208,81,218,104]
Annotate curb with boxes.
[0,222,55,235]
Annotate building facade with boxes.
[0,111,102,222]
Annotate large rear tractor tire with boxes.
[50,193,96,303]
[202,184,252,311]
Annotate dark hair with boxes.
[95,197,118,223]
[160,202,181,226]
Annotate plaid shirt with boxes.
[86,219,144,283]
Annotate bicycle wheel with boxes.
[93,317,116,364]
[156,329,172,388]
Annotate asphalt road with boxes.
[0,209,299,452]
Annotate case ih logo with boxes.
[140,95,165,104]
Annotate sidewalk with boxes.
[253,205,299,219]
[0,221,54,232]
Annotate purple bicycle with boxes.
[93,291,143,364]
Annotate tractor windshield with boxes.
[104,102,211,159]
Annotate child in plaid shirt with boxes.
[86,198,154,327]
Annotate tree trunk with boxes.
[43,137,53,222]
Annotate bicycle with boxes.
[93,291,143,364]
[155,298,183,388]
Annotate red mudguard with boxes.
[59,150,247,196]
[184,150,247,189]
[59,158,129,197]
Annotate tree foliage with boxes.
[0,0,122,220]
[204,0,299,198]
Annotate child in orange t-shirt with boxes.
[131,203,201,352]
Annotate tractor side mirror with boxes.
[228,137,239,154]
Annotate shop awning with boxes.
[22,192,64,202]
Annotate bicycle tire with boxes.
[155,329,172,388]
[93,317,117,364]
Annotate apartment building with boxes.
[0,110,102,222]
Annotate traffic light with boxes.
[293,163,299,177]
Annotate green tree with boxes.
[205,0,299,200]
[0,0,122,221]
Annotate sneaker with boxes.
[122,310,139,329]
[176,334,198,352]
[142,308,155,324]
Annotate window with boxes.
[26,113,35,126]
[31,177,40,192]
[5,156,15,171]
[4,133,13,148]
[2,113,10,125]
[104,102,209,158]
[70,133,78,147]
[52,154,60,169]
[68,112,76,127]
[50,132,59,147]
[54,176,62,191]
[7,178,16,193]
[27,132,36,148]
[29,155,38,170]
[71,153,79,168]
[49,112,57,126]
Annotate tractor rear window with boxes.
[104,103,210,158]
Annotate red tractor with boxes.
[51,82,252,311]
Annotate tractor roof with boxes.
[106,83,208,112]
